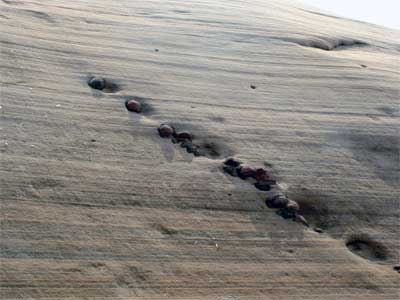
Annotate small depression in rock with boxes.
[346,235,388,262]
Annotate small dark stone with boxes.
[254,181,272,191]
[393,265,400,273]
[90,139,97,142]
[193,149,202,156]
[158,124,174,138]
[266,195,289,209]
[253,168,273,182]
[155,49,159,52]
[175,131,192,141]
[276,209,296,219]
[250,85,256,89]
[88,77,106,90]
[223,165,238,177]
[314,227,323,233]
[223,158,242,168]
[125,99,141,113]
[180,140,198,154]
[238,165,255,179]
[361,64,367,68]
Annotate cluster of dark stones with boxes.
[223,158,308,226]
[158,124,202,156]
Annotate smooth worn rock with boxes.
[253,168,273,182]
[126,99,141,113]
[254,181,272,191]
[238,165,255,179]
[266,195,289,209]
[88,77,106,90]
[158,124,175,138]
[175,131,192,141]
[223,158,242,168]
[223,165,238,177]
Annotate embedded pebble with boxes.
[250,85,257,89]
[314,227,323,233]
[266,195,289,209]
[254,181,272,191]
[277,208,296,219]
[125,99,141,113]
[238,165,255,179]
[175,131,192,141]
[224,158,242,168]
[88,77,106,90]
[393,265,400,273]
[285,200,300,213]
[158,124,174,138]
[223,165,239,177]
[253,168,273,182]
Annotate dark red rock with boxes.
[175,131,192,141]
[88,77,106,90]
[254,168,273,182]
[158,124,174,138]
[238,165,255,179]
[125,99,141,113]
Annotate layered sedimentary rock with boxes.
[1,0,399,299]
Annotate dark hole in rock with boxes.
[346,235,388,262]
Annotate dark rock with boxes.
[125,99,141,113]
[158,124,174,138]
[250,85,256,89]
[254,181,272,191]
[88,77,106,90]
[238,165,255,179]
[253,168,273,182]
[266,195,289,209]
[393,265,400,273]
[276,209,296,219]
[223,165,238,177]
[223,158,242,168]
[175,131,192,141]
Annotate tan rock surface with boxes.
[1,0,399,299]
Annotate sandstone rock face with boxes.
[1,0,399,299]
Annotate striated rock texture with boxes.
[0,0,399,299]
